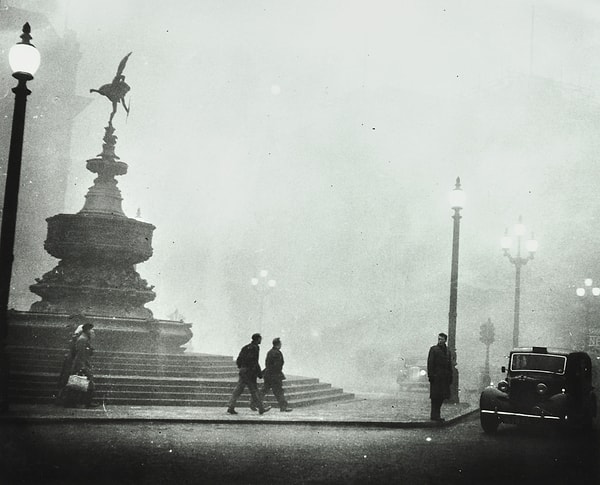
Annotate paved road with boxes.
[2,414,598,484]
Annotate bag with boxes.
[66,374,89,392]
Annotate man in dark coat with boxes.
[427,332,453,421]
[262,338,292,412]
[227,333,271,415]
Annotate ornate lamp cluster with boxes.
[250,270,277,335]
[501,216,538,348]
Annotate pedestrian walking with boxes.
[56,322,85,404]
[63,323,99,408]
[261,337,292,412]
[227,333,271,415]
[427,332,453,421]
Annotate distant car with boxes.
[480,346,597,433]
[397,359,428,392]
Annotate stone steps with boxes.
[12,346,235,363]
[7,346,354,407]
[11,365,239,379]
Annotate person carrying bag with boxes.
[63,323,99,408]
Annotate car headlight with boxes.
[536,383,548,395]
[498,380,509,392]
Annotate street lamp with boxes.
[575,278,600,350]
[0,23,41,412]
[501,215,538,348]
[250,269,276,335]
[447,176,465,404]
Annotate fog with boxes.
[5,0,600,393]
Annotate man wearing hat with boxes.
[227,333,271,415]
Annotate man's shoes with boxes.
[85,403,100,409]
[259,406,272,415]
[280,408,293,412]
[226,408,238,415]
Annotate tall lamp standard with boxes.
[0,23,41,412]
[501,216,538,348]
[250,269,276,335]
[575,278,600,350]
[447,177,465,404]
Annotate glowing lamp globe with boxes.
[526,238,538,253]
[449,177,465,209]
[9,23,40,77]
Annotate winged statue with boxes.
[90,52,132,124]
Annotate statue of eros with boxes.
[90,52,132,125]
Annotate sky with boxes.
[7,0,600,392]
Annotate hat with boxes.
[82,323,94,332]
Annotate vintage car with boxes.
[480,346,597,433]
[397,358,429,392]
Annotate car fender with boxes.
[480,387,510,412]
[542,392,569,416]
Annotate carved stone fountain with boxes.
[29,123,157,320]
[9,53,192,353]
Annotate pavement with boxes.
[0,391,479,428]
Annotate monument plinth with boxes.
[9,53,192,352]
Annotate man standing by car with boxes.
[227,333,271,415]
[427,332,453,421]
[262,338,292,412]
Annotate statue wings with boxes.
[114,52,132,82]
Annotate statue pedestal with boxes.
[7,310,192,354]
[21,117,194,355]
[30,213,157,319]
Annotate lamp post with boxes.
[501,215,538,348]
[250,269,276,335]
[479,317,495,391]
[576,279,600,350]
[0,23,41,412]
[447,176,465,404]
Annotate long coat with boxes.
[236,342,262,379]
[71,333,94,378]
[263,347,286,384]
[427,344,453,400]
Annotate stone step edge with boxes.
[7,346,234,360]
[9,393,356,407]
[9,371,322,383]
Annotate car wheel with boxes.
[480,411,499,434]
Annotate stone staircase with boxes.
[7,346,354,408]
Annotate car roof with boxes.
[510,346,586,357]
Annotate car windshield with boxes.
[510,353,566,374]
